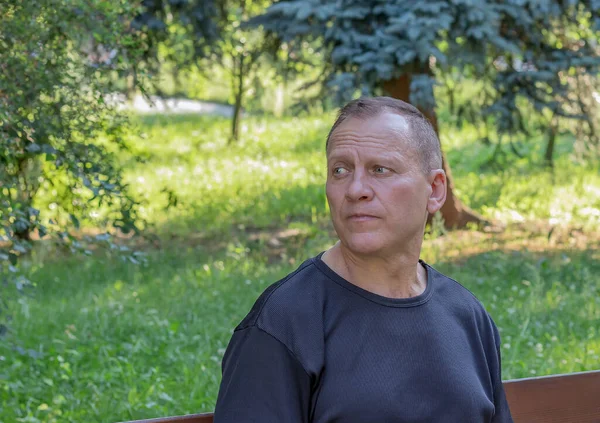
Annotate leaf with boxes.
[127,388,138,405]
[295,3,312,20]
[13,243,28,253]
[70,214,80,230]
[95,233,111,242]
[396,50,416,65]
[25,143,41,153]
[38,225,48,239]
[158,392,174,402]
[407,26,421,41]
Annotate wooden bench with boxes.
[122,370,600,423]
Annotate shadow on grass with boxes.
[153,181,328,242]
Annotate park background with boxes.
[1,1,599,422]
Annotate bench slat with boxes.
[121,370,600,423]
[120,413,213,423]
[503,370,600,423]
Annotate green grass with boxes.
[1,113,599,423]
[123,114,332,236]
[442,123,600,228]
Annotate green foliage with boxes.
[1,114,599,421]
[251,0,600,137]
[135,0,277,139]
[131,0,220,69]
[0,0,148,333]
[132,1,330,120]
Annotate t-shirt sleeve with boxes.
[490,319,514,423]
[213,325,312,423]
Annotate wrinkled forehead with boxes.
[327,112,414,155]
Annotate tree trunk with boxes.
[230,55,245,143]
[382,75,485,229]
[13,156,42,240]
[274,81,285,117]
[126,68,137,103]
[545,117,557,168]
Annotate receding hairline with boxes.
[327,109,411,141]
[325,97,443,172]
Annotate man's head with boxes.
[325,97,447,257]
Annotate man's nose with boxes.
[346,171,373,201]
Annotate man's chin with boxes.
[340,234,385,256]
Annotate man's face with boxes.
[326,112,442,256]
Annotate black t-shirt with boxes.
[214,252,513,422]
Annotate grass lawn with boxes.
[1,113,599,423]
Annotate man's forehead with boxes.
[328,112,413,152]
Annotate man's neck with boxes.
[322,242,427,299]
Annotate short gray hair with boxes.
[326,96,443,172]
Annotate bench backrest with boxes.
[503,370,600,422]
[122,370,600,423]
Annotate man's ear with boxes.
[427,169,447,214]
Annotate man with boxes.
[214,97,513,422]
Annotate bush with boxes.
[0,0,148,334]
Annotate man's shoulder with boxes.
[235,255,327,333]
[232,255,328,374]
[427,262,492,318]
[427,263,503,364]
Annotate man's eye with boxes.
[374,166,389,174]
[333,167,348,175]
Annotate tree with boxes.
[134,0,273,141]
[1,0,148,333]
[250,0,600,228]
[218,0,274,141]
[131,0,221,99]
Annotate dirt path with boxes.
[109,93,235,117]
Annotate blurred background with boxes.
[1,1,599,422]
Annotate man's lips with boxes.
[347,214,379,221]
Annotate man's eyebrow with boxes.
[326,153,356,164]
[327,152,347,160]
